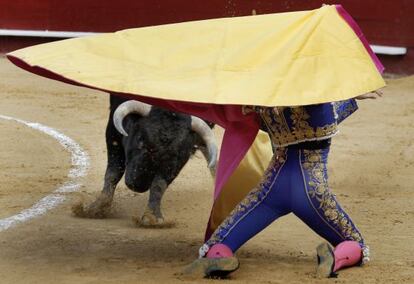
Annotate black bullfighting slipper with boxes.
[181,257,240,279]
[316,242,338,278]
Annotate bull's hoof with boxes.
[72,196,113,219]
[141,212,164,226]
[133,211,175,228]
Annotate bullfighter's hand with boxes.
[356,90,383,100]
[242,105,255,115]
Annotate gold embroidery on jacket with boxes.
[290,107,314,140]
[332,101,357,121]
[258,106,338,146]
[260,107,291,145]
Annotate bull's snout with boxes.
[124,162,154,193]
[124,176,150,193]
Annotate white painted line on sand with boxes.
[0,115,90,231]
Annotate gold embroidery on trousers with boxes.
[301,149,363,243]
[207,149,287,246]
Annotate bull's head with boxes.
[113,101,217,189]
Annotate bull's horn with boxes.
[191,117,218,169]
[113,100,152,136]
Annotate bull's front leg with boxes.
[138,176,168,227]
[72,166,124,218]
[72,110,126,218]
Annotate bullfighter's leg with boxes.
[140,176,168,226]
[200,150,290,253]
[294,147,369,277]
[185,145,368,278]
[73,104,126,218]
[183,151,289,278]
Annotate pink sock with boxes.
[206,244,234,258]
[333,241,362,272]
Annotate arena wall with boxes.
[1,0,413,74]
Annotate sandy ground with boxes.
[0,55,413,284]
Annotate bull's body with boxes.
[74,95,215,225]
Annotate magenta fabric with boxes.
[335,5,385,74]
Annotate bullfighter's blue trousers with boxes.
[205,141,367,254]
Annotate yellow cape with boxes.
[8,5,384,107]
[7,5,385,235]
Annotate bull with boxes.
[73,95,217,226]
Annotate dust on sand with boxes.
[0,56,413,283]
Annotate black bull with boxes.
[73,95,217,226]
